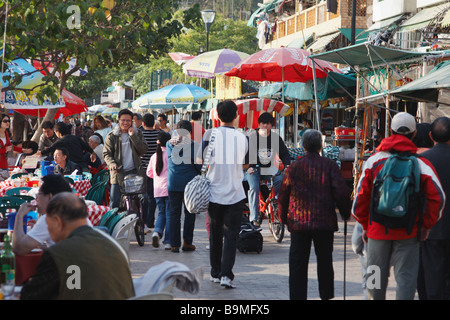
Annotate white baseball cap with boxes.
[391,112,416,134]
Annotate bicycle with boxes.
[120,174,146,246]
[257,175,285,242]
[244,167,285,243]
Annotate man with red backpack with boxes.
[352,112,445,300]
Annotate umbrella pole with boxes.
[294,100,298,147]
[312,62,321,132]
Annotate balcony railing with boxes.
[273,0,341,41]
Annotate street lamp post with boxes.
[201,10,215,52]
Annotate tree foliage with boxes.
[0,0,201,140]
[132,12,259,96]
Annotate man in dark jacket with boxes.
[21,192,134,300]
[246,113,291,227]
[166,120,201,253]
[278,129,351,300]
[39,122,96,172]
[420,116,450,300]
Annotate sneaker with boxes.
[164,243,171,250]
[210,276,220,283]
[251,220,261,228]
[220,276,236,289]
[151,232,160,248]
[144,226,152,235]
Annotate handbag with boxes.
[184,129,217,214]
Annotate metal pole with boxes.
[351,0,357,45]
[312,62,321,132]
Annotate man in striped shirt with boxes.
[141,113,160,228]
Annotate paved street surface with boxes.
[128,211,399,301]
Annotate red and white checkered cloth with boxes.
[73,180,92,197]
[87,205,111,226]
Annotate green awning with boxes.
[399,3,450,32]
[316,72,356,101]
[258,82,313,101]
[389,61,450,102]
[247,0,283,27]
[339,28,365,42]
[309,43,435,69]
[259,83,283,98]
[354,14,405,43]
[106,86,115,92]
[308,32,341,53]
[284,82,313,101]
[287,32,314,49]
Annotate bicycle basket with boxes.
[122,174,145,194]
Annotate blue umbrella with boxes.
[132,83,212,109]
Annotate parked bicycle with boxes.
[120,174,146,246]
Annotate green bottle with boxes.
[0,234,15,294]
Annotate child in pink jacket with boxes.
[147,131,172,249]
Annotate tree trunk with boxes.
[31,108,59,143]
[12,111,26,142]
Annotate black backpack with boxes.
[369,152,423,235]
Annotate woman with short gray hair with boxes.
[302,129,323,153]
[278,129,352,300]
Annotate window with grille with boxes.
[348,0,367,16]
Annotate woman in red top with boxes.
[0,114,32,170]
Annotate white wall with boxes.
[372,0,417,22]
[417,0,447,9]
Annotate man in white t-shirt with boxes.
[198,100,249,289]
[12,175,77,255]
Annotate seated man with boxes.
[38,121,59,151]
[88,134,105,165]
[245,113,291,227]
[53,147,82,176]
[20,192,134,300]
[13,175,73,255]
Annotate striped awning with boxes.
[234,98,290,116]
[308,32,341,53]
[399,3,450,32]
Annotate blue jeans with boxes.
[168,191,196,248]
[110,183,121,208]
[245,169,284,222]
[154,196,170,244]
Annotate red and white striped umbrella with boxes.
[209,99,291,129]
[234,98,290,116]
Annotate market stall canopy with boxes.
[259,82,313,101]
[225,47,341,83]
[131,83,211,110]
[13,89,87,118]
[168,52,196,65]
[87,104,110,114]
[398,3,450,32]
[183,49,249,79]
[209,98,290,129]
[101,107,121,115]
[316,71,357,101]
[389,60,450,103]
[247,0,283,27]
[309,43,438,69]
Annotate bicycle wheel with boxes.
[133,195,145,246]
[267,200,284,242]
